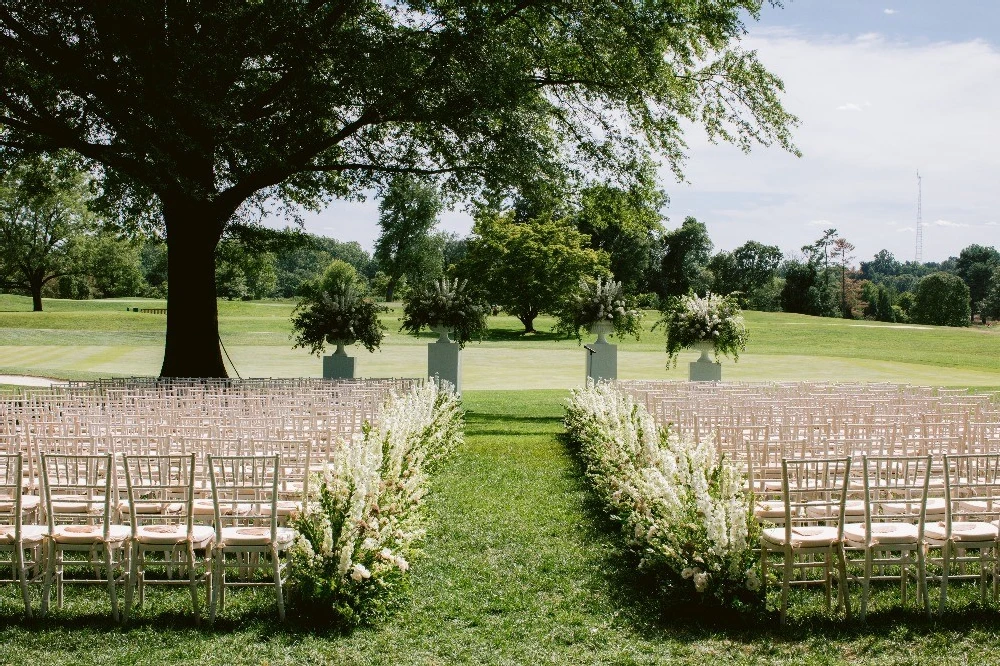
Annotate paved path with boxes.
[0,374,60,386]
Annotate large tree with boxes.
[912,272,971,328]
[0,152,92,310]
[710,240,782,309]
[658,216,714,297]
[374,175,443,301]
[0,1,797,376]
[574,170,666,296]
[458,211,608,333]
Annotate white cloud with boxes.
[836,102,863,111]
[808,219,832,226]
[884,9,898,16]
[985,221,1000,227]
[663,31,1000,261]
[933,219,969,227]
[897,227,915,233]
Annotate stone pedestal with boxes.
[428,334,461,393]
[323,350,356,379]
[689,342,721,382]
[586,343,617,383]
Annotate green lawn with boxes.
[0,295,998,388]
[2,390,999,665]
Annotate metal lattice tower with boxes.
[915,170,923,263]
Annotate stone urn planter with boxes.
[688,340,721,382]
[323,339,356,379]
[585,320,617,383]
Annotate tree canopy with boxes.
[458,210,609,333]
[374,175,443,301]
[0,1,798,376]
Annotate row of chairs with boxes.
[0,452,298,623]
[762,453,1000,622]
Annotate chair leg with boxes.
[837,545,852,621]
[780,548,793,625]
[272,547,285,621]
[861,549,873,622]
[939,541,950,614]
[917,544,929,617]
[15,544,32,618]
[187,542,201,625]
[105,545,119,623]
[40,541,53,617]
[124,542,138,622]
[209,552,220,624]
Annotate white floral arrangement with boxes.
[555,276,644,342]
[658,292,748,366]
[288,381,462,625]
[565,382,761,607]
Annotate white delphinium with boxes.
[566,383,757,603]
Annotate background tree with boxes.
[861,249,901,281]
[831,236,856,318]
[374,176,443,301]
[983,266,1000,324]
[954,244,1000,323]
[710,240,783,309]
[0,153,93,311]
[0,2,798,376]
[574,169,666,296]
[458,211,609,333]
[658,217,714,297]
[911,272,971,327]
[214,238,278,301]
[82,232,146,298]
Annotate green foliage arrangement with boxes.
[288,381,462,626]
[554,276,643,342]
[291,260,386,355]
[565,383,761,608]
[400,277,488,348]
[658,292,748,366]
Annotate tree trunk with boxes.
[385,274,399,302]
[159,200,228,378]
[517,309,538,333]
[30,278,43,312]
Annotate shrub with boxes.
[565,383,760,608]
[288,381,462,626]
[912,272,971,327]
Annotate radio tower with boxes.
[915,171,923,263]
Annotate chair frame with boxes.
[40,452,130,621]
[761,456,853,624]
[122,453,214,623]
[0,453,46,616]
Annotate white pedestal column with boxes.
[323,343,356,379]
[428,327,461,393]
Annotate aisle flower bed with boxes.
[289,381,462,625]
[565,383,760,607]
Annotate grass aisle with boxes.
[4,390,1000,664]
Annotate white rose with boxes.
[395,556,410,571]
[681,567,696,580]
[693,571,709,593]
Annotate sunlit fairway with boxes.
[0,294,997,387]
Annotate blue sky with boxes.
[298,2,1000,264]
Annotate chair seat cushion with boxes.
[957,499,1000,515]
[192,499,251,516]
[844,522,919,545]
[0,495,41,513]
[136,524,215,547]
[762,525,841,547]
[884,498,946,516]
[219,526,296,547]
[804,500,865,519]
[259,501,302,518]
[754,501,785,521]
[0,524,48,544]
[52,524,130,544]
[925,521,999,542]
